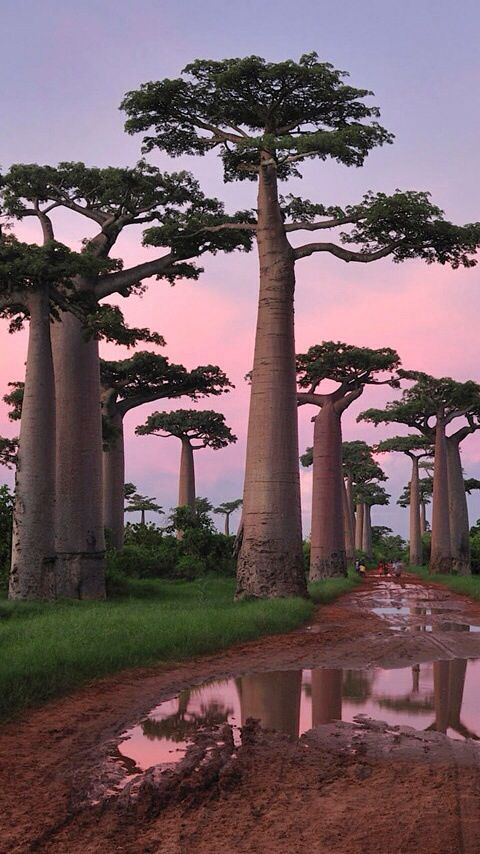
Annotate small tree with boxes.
[101,352,232,548]
[375,436,432,565]
[136,410,236,535]
[296,342,399,579]
[124,493,163,526]
[123,52,480,599]
[214,499,243,536]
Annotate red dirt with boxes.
[3,575,480,853]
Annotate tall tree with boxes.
[398,476,433,537]
[213,499,243,536]
[1,162,250,598]
[359,372,480,574]
[296,342,399,579]
[123,53,480,598]
[353,482,390,558]
[101,353,232,548]
[136,409,237,519]
[375,436,432,565]
[0,236,106,599]
[301,439,385,561]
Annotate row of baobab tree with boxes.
[1,52,480,601]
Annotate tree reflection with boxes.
[311,669,343,725]
[142,686,234,742]
[238,670,302,737]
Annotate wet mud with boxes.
[3,575,480,852]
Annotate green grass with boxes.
[309,570,361,604]
[0,573,360,721]
[410,566,480,600]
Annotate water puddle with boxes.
[111,580,480,782]
[115,659,480,777]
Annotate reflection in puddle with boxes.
[113,581,480,779]
[116,658,480,775]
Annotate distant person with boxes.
[358,560,367,577]
[392,560,402,579]
[354,559,361,574]
[376,560,385,576]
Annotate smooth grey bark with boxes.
[420,502,427,537]
[9,290,56,600]
[355,502,364,552]
[362,504,372,558]
[236,161,306,599]
[346,474,356,550]
[178,439,196,508]
[409,456,422,566]
[446,436,471,575]
[102,410,125,550]
[343,479,355,562]
[430,415,452,574]
[309,401,346,579]
[51,310,106,599]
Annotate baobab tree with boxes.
[101,352,232,548]
[214,499,243,536]
[136,409,237,512]
[0,235,106,599]
[375,436,432,565]
[353,482,390,558]
[398,477,433,538]
[124,492,162,526]
[1,162,251,599]
[360,372,480,574]
[123,53,480,598]
[296,342,399,579]
[301,439,385,562]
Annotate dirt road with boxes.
[3,576,480,853]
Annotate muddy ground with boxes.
[3,575,480,853]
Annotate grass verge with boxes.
[309,570,361,604]
[0,573,359,721]
[410,566,480,600]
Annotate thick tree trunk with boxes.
[9,290,56,600]
[362,504,372,558]
[236,162,305,599]
[355,503,364,552]
[420,502,427,537]
[178,439,196,508]
[141,509,145,525]
[409,456,422,566]
[51,311,106,599]
[430,417,452,574]
[239,670,302,738]
[343,479,355,562]
[446,437,471,575]
[311,669,343,726]
[103,411,125,550]
[224,514,230,536]
[309,402,346,579]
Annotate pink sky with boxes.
[1,1,480,537]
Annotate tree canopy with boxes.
[375,435,433,458]
[136,409,237,449]
[122,54,480,266]
[359,371,480,436]
[0,162,253,299]
[101,352,233,416]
